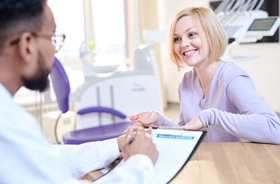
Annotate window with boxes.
[48,0,85,57]
[48,0,128,65]
[88,0,127,65]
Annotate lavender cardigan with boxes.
[157,61,280,144]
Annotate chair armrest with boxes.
[77,106,127,119]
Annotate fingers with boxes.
[132,122,145,130]
[123,127,151,144]
[183,117,204,130]
[146,127,153,134]
[128,114,139,121]
[124,126,134,144]
[138,111,158,122]
[133,127,158,165]
[135,127,151,138]
[121,126,158,165]
[133,128,153,148]
[136,127,145,134]
[128,111,158,126]
[123,123,142,134]
[126,134,134,144]
[123,126,148,145]
[183,123,197,130]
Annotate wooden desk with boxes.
[83,142,280,184]
[171,142,280,184]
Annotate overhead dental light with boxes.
[215,0,280,43]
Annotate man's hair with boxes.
[169,6,228,71]
[0,0,46,51]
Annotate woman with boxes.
[129,6,280,144]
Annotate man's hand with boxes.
[118,126,158,165]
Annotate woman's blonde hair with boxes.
[169,6,228,71]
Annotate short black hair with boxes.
[0,0,47,50]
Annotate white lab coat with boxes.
[0,84,156,184]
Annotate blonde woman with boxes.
[129,6,280,144]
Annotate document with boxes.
[151,129,205,183]
[96,128,205,184]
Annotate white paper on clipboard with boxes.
[95,129,205,184]
[152,129,205,184]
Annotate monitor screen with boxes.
[248,17,278,31]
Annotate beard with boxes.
[22,51,51,92]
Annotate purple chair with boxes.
[50,57,134,144]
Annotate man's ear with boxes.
[17,32,37,63]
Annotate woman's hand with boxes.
[128,111,159,128]
[183,116,204,130]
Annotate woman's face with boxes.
[173,15,210,68]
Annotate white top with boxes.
[0,84,156,184]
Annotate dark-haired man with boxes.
[0,1,158,183]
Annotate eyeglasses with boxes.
[10,32,66,53]
[32,32,66,53]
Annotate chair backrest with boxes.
[50,57,70,113]
[49,57,132,144]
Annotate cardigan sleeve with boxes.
[199,75,280,144]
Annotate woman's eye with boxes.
[174,37,181,43]
[189,32,197,38]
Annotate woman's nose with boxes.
[181,38,190,47]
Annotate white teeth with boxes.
[183,50,195,56]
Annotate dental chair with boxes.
[75,44,164,129]
[50,57,133,144]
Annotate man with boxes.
[0,0,158,183]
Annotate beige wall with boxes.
[230,43,280,112]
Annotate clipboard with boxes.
[93,127,206,184]
[151,128,206,183]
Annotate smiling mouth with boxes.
[183,49,197,56]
